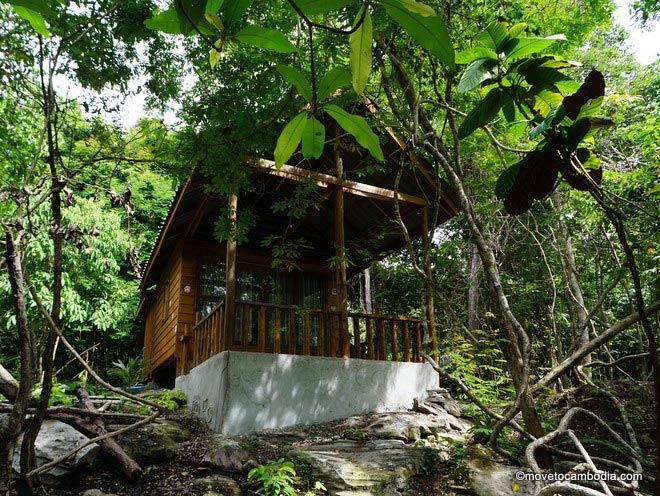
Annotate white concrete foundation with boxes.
[175,351,438,435]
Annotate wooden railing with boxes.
[179,300,424,374]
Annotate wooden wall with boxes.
[144,244,183,373]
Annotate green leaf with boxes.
[294,0,352,15]
[5,0,52,15]
[12,6,49,36]
[382,0,454,67]
[302,116,326,159]
[276,64,312,102]
[175,0,206,35]
[530,104,564,138]
[395,0,435,16]
[317,66,351,101]
[475,21,509,52]
[457,58,496,92]
[206,0,224,12]
[209,39,223,69]
[495,161,523,199]
[529,85,563,116]
[457,88,507,139]
[145,8,182,34]
[221,0,253,27]
[275,112,308,166]
[503,34,566,60]
[324,104,384,161]
[234,26,296,53]
[508,22,527,37]
[455,47,497,65]
[349,7,372,95]
[205,11,223,30]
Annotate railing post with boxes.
[318,312,325,356]
[274,308,281,353]
[258,306,266,352]
[402,321,410,362]
[390,320,398,362]
[352,315,361,358]
[366,318,374,360]
[303,313,311,356]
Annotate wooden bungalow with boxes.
[138,129,459,388]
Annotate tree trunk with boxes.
[0,231,38,495]
[551,192,591,372]
[467,243,482,331]
[0,365,18,404]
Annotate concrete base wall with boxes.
[175,351,438,436]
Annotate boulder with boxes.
[119,419,190,466]
[202,436,257,474]
[81,490,119,496]
[426,389,463,418]
[11,420,99,478]
[288,440,428,495]
[459,445,536,496]
[194,474,242,496]
[367,411,470,443]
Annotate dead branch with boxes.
[26,408,158,479]
[0,364,18,403]
[0,403,152,423]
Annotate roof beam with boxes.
[244,156,429,207]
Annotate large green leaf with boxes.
[455,47,497,65]
[276,64,312,102]
[475,21,508,52]
[275,112,308,166]
[349,7,372,95]
[457,58,496,92]
[324,104,384,161]
[12,6,49,36]
[235,26,296,53]
[495,160,523,199]
[221,0,253,27]
[382,0,454,67]
[145,8,182,34]
[302,116,326,159]
[317,66,351,101]
[6,0,51,15]
[395,0,435,16]
[175,0,206,35]
[206,0,224,13]
[457,88,507,139]
[294,0,352,15]
[528,84,563,116]
[503,34,566,60]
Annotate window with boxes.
[197,261,226,318]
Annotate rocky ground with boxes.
[8,383,654,496]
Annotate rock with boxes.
[193,474,242,496]
[288,440,428,495]
[459,445,536,496]
[367,411,471,443]
[202,436,257,474]
[119,419,190,466]
[81,490,119,496]
[12,420,99,478]
[426,390,463,418]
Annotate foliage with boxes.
[107,357,146,387]
[147,388,187,412]
[247,458,299,496]
[31,380,74,407]
[343,427,370,442]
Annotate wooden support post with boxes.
[421,206,438,351]
[303,313,311,356]
[378,318,386,360]
[334,185,350,358]
[224,194,238,351]
[241,304,249,351]
[318,313,325,356]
